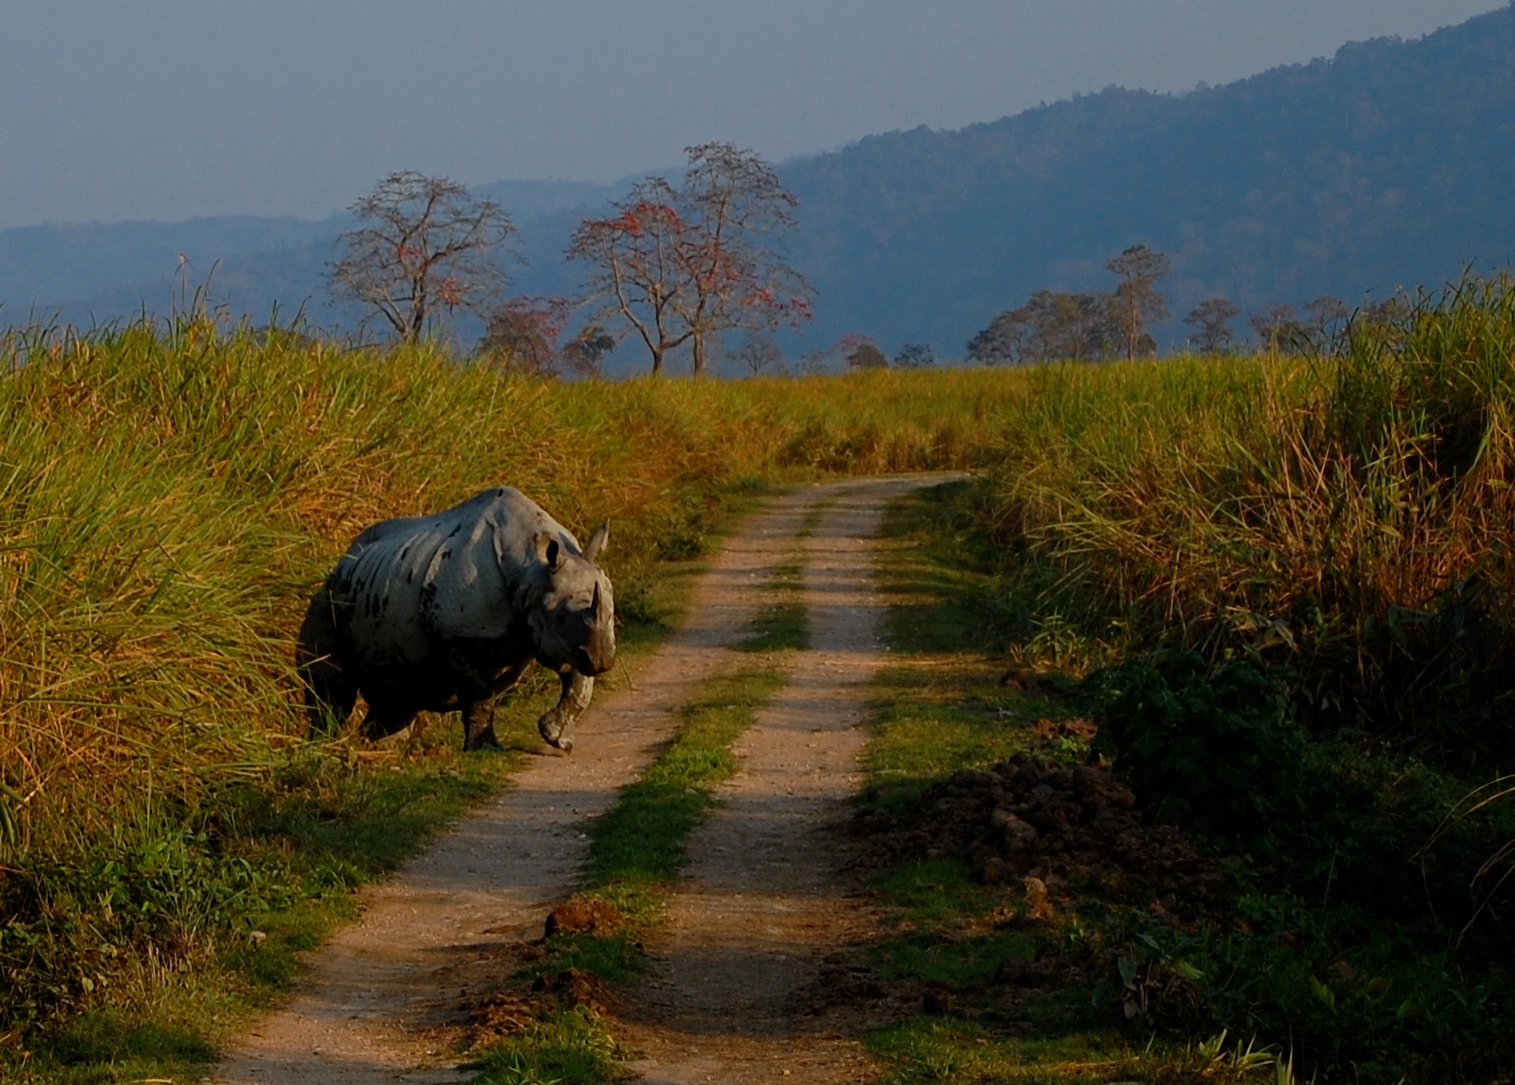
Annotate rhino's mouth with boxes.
[576,642,615,677]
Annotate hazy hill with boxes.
[4,5,1513,358]
[0,216,337,322]
[0,180,616,333]
[780,2,1515,352]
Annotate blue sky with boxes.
[0,1,1503,229]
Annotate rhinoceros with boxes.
[296,487,614,752]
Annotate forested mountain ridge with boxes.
[3,4,1512,358]
[780,2,1515,351]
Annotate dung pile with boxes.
[544,897,624,937]
[855,753,1223,911]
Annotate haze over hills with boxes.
[0,180,620,333]
[783,1,1515,352]
[3,3,1512,361]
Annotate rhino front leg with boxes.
[537,667,593,753]
[462,695,504,752]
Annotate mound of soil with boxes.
[543,897,624,937]
[468,965,613,1045]
[855,753,1224,915]
[531,966,611,1011]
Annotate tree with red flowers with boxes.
[567,143,811,376]
[565,178,689,375]
[478,296,574,376]
[329,172,515,343]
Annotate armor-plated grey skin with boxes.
[296,487,615,753]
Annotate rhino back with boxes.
[332,487,581,669]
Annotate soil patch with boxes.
[544,898,625,938]
[855,754,1225,918]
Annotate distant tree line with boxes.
[325,171,1402,375]
[966,245,1171,364]
[965,242,1408,365]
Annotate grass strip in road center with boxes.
[736,499,829,656]
[470,550,814,1084]
[586,665,788,917]
[468,670,789,1085]
[734,555,809,654]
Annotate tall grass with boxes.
[0,317,1021,1040]
[977,274,1515,759]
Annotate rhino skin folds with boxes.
[296,486,615,753]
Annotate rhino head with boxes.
[530,521,616,676]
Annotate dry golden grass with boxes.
[0,321,1026,864]
[977,276,1515,750]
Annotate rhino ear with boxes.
[535,533,563,571]
[584,521,610,563]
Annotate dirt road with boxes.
[215,476,944,1084]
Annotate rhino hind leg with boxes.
[297,586,356,736]
[538,669,594,753]
[362,702,419,742]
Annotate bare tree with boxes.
[568,143,812,376]
[1184,297,1241,354]
[731,331,785,377]
[894,342,935,369]
[1250,303,1303,353]
[1107,244,1171,359]
[565,178,689,375]
[329,172,515,343]
[1303,294,1350,351]
[798,348,831,376]
[561,324,616,379]
[673,143,812,375]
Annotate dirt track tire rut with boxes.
[615,477,936,1084]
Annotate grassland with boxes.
[4,272,1515,1082]
[859,481,1513,1083]
[974,275,1515,758]
[0,317,1018,1076]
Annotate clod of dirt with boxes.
[855,753,1223,916]
[531,967,608,1012]
[1031,716,1097,743]
[544,897,624,937]
[796,952,889,1014]
[1022,876,1053,920]
[469,990,537,1042]
[922,986,954,1015]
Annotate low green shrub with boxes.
[468,1006,622,1085]
[1090,652,1304,848]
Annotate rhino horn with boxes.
[584,520,610,563]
